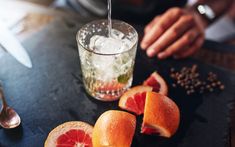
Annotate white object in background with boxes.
[206,16,235,42]
[0,22,32,68]
[187,0,198,6]
[0,11,26,29]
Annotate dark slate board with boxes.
[0,18,234,147]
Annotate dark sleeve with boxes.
[112,0,187,24]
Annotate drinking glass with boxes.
[76,20,138,101]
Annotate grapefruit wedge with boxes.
[119,86,153,115]
[45,121,93,147]
[92,110,136,147]
[141,92,180,138]
[143,71,168,95]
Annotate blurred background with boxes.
[6,0,235,43]
[1,0,235,42]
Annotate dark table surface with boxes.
[0,17,235,147]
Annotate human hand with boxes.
[141,7,207,59]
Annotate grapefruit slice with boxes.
[143,71,168,95]
[119,86,153,115]
[95,81,124,92]
[92,110,136,147]
[44,121,93,147]
[93,80,125,100]
[141,92,180,138]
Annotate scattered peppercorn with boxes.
[170,64,225,95]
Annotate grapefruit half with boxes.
[119,86,153,115]
[141,92,180,138]
[143,71,168,95]
[44,121,93,147]
[92,110,136,147]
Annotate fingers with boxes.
[144,16,161,33]
[141,8,183,49]
[146,14,194,57]
[174,35,204,59]
[157,27,199,59]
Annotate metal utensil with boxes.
[0,22,32,68]
[0,87,21,129]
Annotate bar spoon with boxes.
[0,87,21,129]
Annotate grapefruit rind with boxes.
[92,110,136,147]
[119,86,153,115]
[143,72,168,96]
[44,121,93,147]
[142,92,180,138]
[141,124,171,137]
